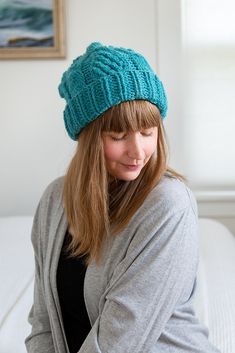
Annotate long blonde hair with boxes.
[62,100,187,266]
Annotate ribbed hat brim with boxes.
[64,70,167,140]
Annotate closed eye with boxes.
[141,132,153,137]
[109,130,154,141]
[111,136,126,141]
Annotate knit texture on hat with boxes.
[58,42,168,140]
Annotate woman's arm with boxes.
[25,202,55,353]
[78,203,199,353]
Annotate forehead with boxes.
[99,100,160,133]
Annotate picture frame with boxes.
[0,0,66,59]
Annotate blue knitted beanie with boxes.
[58,42,168,140]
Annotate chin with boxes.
[116,172,141,181]
[108,165,143,181]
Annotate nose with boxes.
[127,133,145,161]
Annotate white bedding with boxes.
[0,217,34,353]
[195,219,235,353]
[0,216,234,353]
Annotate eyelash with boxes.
[111,132,153,141]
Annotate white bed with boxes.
[0,216,234,353]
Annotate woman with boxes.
[25,42,220,353]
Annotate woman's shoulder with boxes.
[31,176,65,250]
[146,173,197,216]
[124,174,198,259]
[38,175,65,206]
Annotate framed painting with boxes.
[0,0,65,59]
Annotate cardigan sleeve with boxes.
[25,201,55,353]
[78,203,199,353]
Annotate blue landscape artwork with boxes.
[0,0,54,48]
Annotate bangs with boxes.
[99,100,161,133]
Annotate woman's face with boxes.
[102,127,158,181]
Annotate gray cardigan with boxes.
[25,174,220,353]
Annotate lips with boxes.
[122,163,141,167]
[123,162,142,166]
[121,164,142,171]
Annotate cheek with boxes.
[103,141,123,161]
[145,140,157,156]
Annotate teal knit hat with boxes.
[58,42,168,140]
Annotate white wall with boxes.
[0,0,158,216]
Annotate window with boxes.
[157,0,235,189]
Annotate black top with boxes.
[57,230,92,353]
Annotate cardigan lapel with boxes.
[44,201,69,353]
